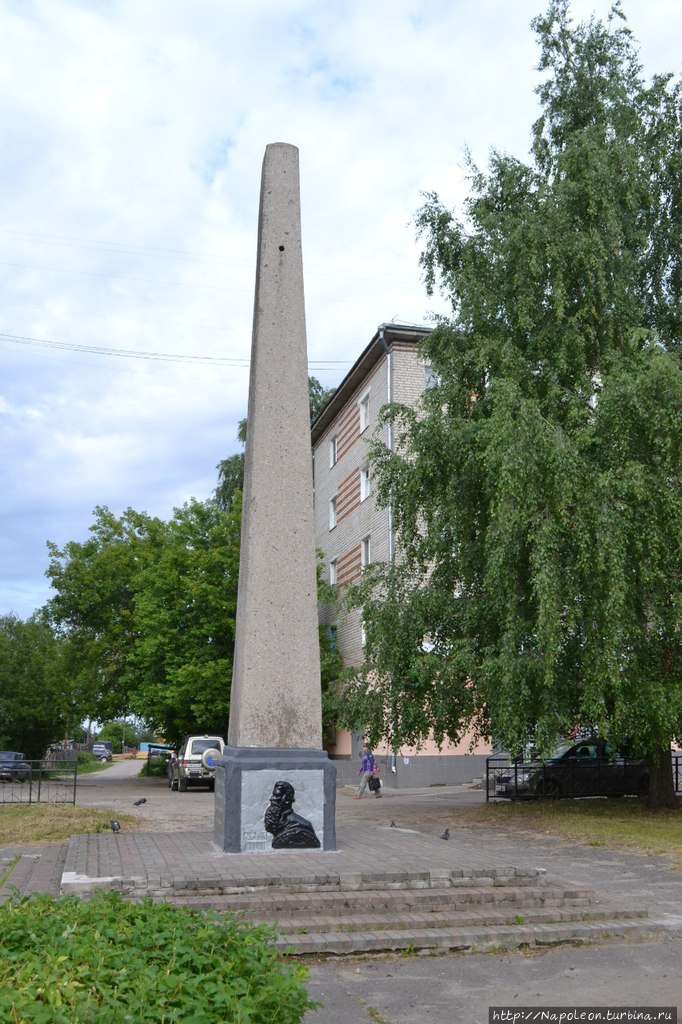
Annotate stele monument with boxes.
[213,142,337,853]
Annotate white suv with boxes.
[170,735,224,792]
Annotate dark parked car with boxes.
[0,751,32,783]
[494,739,648,800]
[92,743,113,762]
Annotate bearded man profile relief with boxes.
[264,780,321,849]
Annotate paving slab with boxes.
[59,823,548,898]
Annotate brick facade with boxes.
[312,325,491,783]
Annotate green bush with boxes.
[144,755,170,778]
[0,891,317,1024]
[77,751,95,765]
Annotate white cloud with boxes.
[0,0,679,616]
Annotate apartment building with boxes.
[312,323,490,788]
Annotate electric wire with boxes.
[0,331,352,369]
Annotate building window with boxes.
[360,464,371,501]
[329,435,338,467]
[361,535,371,568]
[359,389,370,432]
[329,558,338,585]
[329,496,337,530]
[424,364,438,388]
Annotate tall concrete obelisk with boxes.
[214,143,337,853]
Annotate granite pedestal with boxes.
[214,746,337,853]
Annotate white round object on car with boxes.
[201,748,221,770]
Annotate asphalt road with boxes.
[303,940,682,1024]
[77,760,681,1024]
[75,756,485,833]
[75,756,216,831]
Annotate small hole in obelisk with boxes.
[279,245,285,251]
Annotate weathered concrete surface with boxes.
[303,939,682,1024]
[228,142,322,751]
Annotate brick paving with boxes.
[58,823,542,897]
[0,842,68,900]
[2,779,681,957]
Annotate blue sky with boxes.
[1,0,680,618]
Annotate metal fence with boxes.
[486,753,682,802]
[0,760,78,805]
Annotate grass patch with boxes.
[454,798,682,865]
[367,1007,394,1024]
[74,759,112,776]
[0,805,139,845]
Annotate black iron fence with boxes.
[486,752,682,802]
[0,760,77,805]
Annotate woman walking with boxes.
[354,748,381,798]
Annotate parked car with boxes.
[0,751,32,782]
[91,743,113,762]
[494,739,648,800]
[169,735,225,792]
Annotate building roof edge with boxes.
[311,322,432,444]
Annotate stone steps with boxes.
[238,901,646,934]
[147,865,657,957]
[149,864,546,899]
[165,882,592,914]
[272,917,658,956]
[0,844,68,901]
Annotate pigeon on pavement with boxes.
[133,798,147,806]
[440,828,450,840]
[390,820,397,828]
[110,820,121,833]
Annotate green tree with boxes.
[46,507,158,726]
[45,494,338,749]
[97,719,144,751]
[215,418,248,512]
[0,613,74,757]
[308,376,336,422]
[316,561,344,746]
[129,497,240,744]
[342,1,681,808]
[46,498,241,742]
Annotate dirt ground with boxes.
[76,757,485,835]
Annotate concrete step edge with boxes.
[153,867,547,896]
[1,846,68,901]
[247,906,649,936]
[272,918,663,956]
[158,883,583,909]
[145,874,558,898]
[0,853,41,900]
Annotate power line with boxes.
[0,261,235,291]
[0,332,246,364]
[0,228,248,266]
[0,331,352,368]
[1,229,423,286]
[1,299,232,333]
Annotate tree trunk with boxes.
[646,746,680,811]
